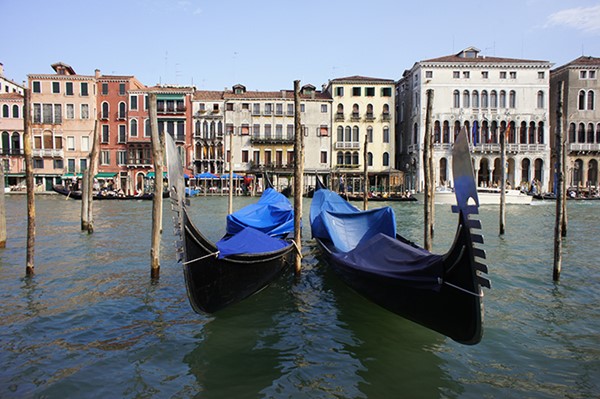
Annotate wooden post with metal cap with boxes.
[293,80,304,274]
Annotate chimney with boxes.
[0,63,4,77]
[95,69,101,78]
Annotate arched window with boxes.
[382,104,390,115]
[579,90,586,110]
[453,90,460,108]
[499,91,506,108]
[537,91,544,109]
[352,104,359,118]
[481,90,488,108]
[367,152,373,166]
[383,152,390,167]
[413,123,418,144]
[588,91,595,110]
[383,127,389,143]
[529,122,536,144]
[12,104,19,118]
[345,126,352,142]
[443,121,450,143]
[337,151,343,165]
[130,119,138,137]
[509,90,516,108]
[11,132,20,152]
[2,105,8,118]
[101,102,109,119]
[367,126,373,143]
[597,123,600,143]
[337,103,344,113]
[569,123,576,143]
[472,90,479,108]
[490,90,498,108]
[145,119,151,137]
[578,123,585,142]
[537,122,544,144]
[2,132,10,153]
[352,126,359,142]
[118,102,126,119]
[463,90,470,108]
[337,126,344,142]
[519,121,527,144]
[344,151,352,165]
[352,151,359,165]
[588,123,595,143]
[434,121,441,143]
[366,104,373,117]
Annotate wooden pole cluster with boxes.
[82,120,99,233]
[23,88,35,276]
[363,132,369,211]
[0,164,6,248]
[148,93,163,279]
[228,127,234,215]
[553,81,565,281]
[293,80,304,274]
[499,125,507,235]
[423,89,434,251]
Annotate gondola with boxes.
[309,128,490,345]
[165,134,296,314]
[52,184,165,200]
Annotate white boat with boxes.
[414,188,532,205]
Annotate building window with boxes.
[301,104,305,113]
[53,159,63,169]
[32,81,41,93]
[453,90,460,108]
[462,71,470,78]
[287,124,293,139]
[130,95,138,110]
[383,152,389,167]
[425,71,433,78]
[102,83,109,95]
[537,91,544,109]
[80,82,89,96]
[130,119,138,137]
[119,83,125,95]
[275,103,283,115]
[119,125,126,143]
[226,103,234,111]
[367,152,373,166]
[117,150,127,165]
[101,102,109,119]
[321,104,327,113]
[587,91,595,110]
[383,127,389,143]
[580,71,587,79]
[578,90,586,110]
[252,124,260,137]
[509,90,516,108]
[499,91,506,108]
[590,71,597,79]
[145,119,150,137]
[67,159,75,173]
[80,158,88,172]
[365,87,375,96]
[241,124,250,135]
[472,90,479,108]
[118,102,126,119]
[481,71,489,79]
[481,90,488,108]
[319,126,329,137]
[12,105,19,118]
[381,87,392,96]
[490,91,498,108]
[335,87,343,96]
[33,158,44,169]
[463,91,470,108]
[67,136,75,151]
[510,71,517,79]
[2,105,8,118]
[52,82,60,93]
[264,103,272,115]
[252,103,260,115]
[241,150,248,163]
[66,104,74,119]
[66,82,74,95]
[81,104,89,119]
[320,151,327,164]
[538,71,545,79]
[100,150,110,165]
[352,87,361,96]
[500,71,507,79]
[453,71,460,79]
[287,103,294,116]
[101,125,109,143]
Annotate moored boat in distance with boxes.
[414,187,532,205]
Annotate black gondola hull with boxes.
[182,209,295,314]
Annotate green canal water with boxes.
[0,194,598,398]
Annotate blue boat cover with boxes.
[310,189,396,252]
[310,188,442,290]
[226,188,294,237]
[216,227,290,258]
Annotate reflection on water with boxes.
[0,195,599,398]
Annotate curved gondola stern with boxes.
[165,133,186,263]
[315,174,326,191]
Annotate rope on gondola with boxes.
[183,251,220,265]
[291,239,302,259]
[440,278,484,298]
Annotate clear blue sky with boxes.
[2,0,600,91]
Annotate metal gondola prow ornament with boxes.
[452,127,479,211]
[165,133,186,262]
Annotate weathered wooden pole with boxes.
[293,80,304,274]
[23,88,35,276]
[561,135,568,237]
[82,120,99,233]
[423,89,434,250]
[228,126,234,215]
[148,93,163,279]
[363,131,369,210]
[553,80,565,281]
[0,164,6,248]
[499,124,507,235]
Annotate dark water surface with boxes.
[0,195,598,398]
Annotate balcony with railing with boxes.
[569,143,600,152]
[1,148,24,156]
[350,112,360,122]
[381,112,391,121]
[365,112,375,121]
[32,148,64,157]
[250,135,293,144]
[335,112,344,121]
[334,141,360,150]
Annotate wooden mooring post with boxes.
[423,89,434,251]
[0,165,6,248]
[499,124,507,235]
[363,132,369,211]
[82,120,99,233]
[23,88,35,276]
[293,80,304,275]
[148,93,163,279]
[553,81,565,281]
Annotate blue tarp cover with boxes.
[310,188,442,290]
[226,188,294,237]
[216,227,290,258]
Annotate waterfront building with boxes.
[28,62,97,191]
[96,71,147,194]
[550,56,600,192]
[0,63,25,188]
[325,76,396,194]
[397,47,552,192]
[192,84,332,191]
